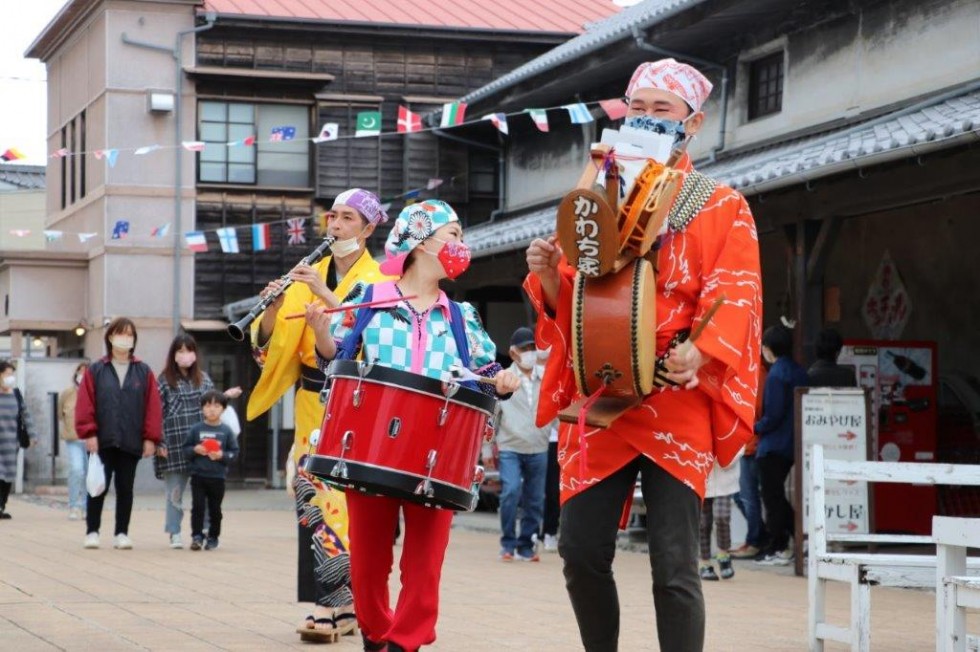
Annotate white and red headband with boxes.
[626,58,713,113]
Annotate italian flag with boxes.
[440,102,467,128]
[526,109,549,132]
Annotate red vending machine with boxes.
[838,340,938,535]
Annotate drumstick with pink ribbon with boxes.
[283,295,418,320]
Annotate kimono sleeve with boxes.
[522,263,577,427]
[329,281,369,342]
[460,302,497,370]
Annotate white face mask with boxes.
[328,227,368,258]
[2,375,16,389]
[75,373,84,385]
[518,351,536,370]
[111,335,134,351]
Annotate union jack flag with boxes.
[286,218,307,246]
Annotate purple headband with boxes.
[332,188,388,224]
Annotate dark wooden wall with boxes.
[193,29,562,320]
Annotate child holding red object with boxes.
[306,200,520,652]
[181,390,238,551]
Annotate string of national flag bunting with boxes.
[8,175,463,254]
[2,97,629,252]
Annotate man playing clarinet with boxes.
[247,189,392,642]
[524,59,763,652]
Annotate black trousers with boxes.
[758,455,795,553]
[86,447,140,536]
[0,479,11,510]
[191,476,225,539]
[559,456,704,652]
[542,441,561,537]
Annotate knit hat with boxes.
[379,200,460,277]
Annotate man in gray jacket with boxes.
[496,327,552,562]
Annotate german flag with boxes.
[1,147,26,162]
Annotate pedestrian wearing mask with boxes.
[156,333,241,549]
[76,317,162,550]
[58,362,90,520]
[494,327,552,562]
[0,360,36,520]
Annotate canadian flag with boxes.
[397,106,423,133]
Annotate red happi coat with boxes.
[524,154,763,507]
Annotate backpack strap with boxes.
[335,284,376,362]
[335,289,478,389]
[447,300,472,369]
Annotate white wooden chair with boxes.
[807,444,980,651]
[934,516,980,652]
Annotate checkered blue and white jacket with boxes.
[328,281,497,380]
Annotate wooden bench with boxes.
[807,444,980,651]
[935,516,980,652]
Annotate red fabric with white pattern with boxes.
[626,59,714,113]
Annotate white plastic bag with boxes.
[220,404,241,438]
[86,452,106,497]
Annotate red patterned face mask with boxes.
[427,238,471,280]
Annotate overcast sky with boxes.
[0,1,69,166]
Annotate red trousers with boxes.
[346,492,454,651]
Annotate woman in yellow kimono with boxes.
[248,189,391,642]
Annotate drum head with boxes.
[571,259,657,399]
[630,258,657,396]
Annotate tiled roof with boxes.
[461,0,706,105]
[202,0,621,33]
[465,87,980,257]
[703,88,980,194]
[0,164,46,190]
[466,205,557,259]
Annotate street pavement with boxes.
[0,489,970,651]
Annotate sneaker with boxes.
[204,537,219,551]
[190,536,204,551]
[68,508,82,521]
[755,549,793,566]
[499,550,514,562]
[699,563,719,581]
[0,510,10,520]
[169,534,183,549]
[515,549,540,562]
[716,554,735,580]
[729,543,760,559]
[83,532,100,549]
[113,533,133,550]
[543,534,559,552]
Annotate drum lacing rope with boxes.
[576,383,607,478]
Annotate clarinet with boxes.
[226,236,337,341]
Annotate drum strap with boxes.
[335,284,473,372]
[667,170,717,233]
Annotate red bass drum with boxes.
[302,359,496,511]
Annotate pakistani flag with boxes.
[355,111,382,137]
